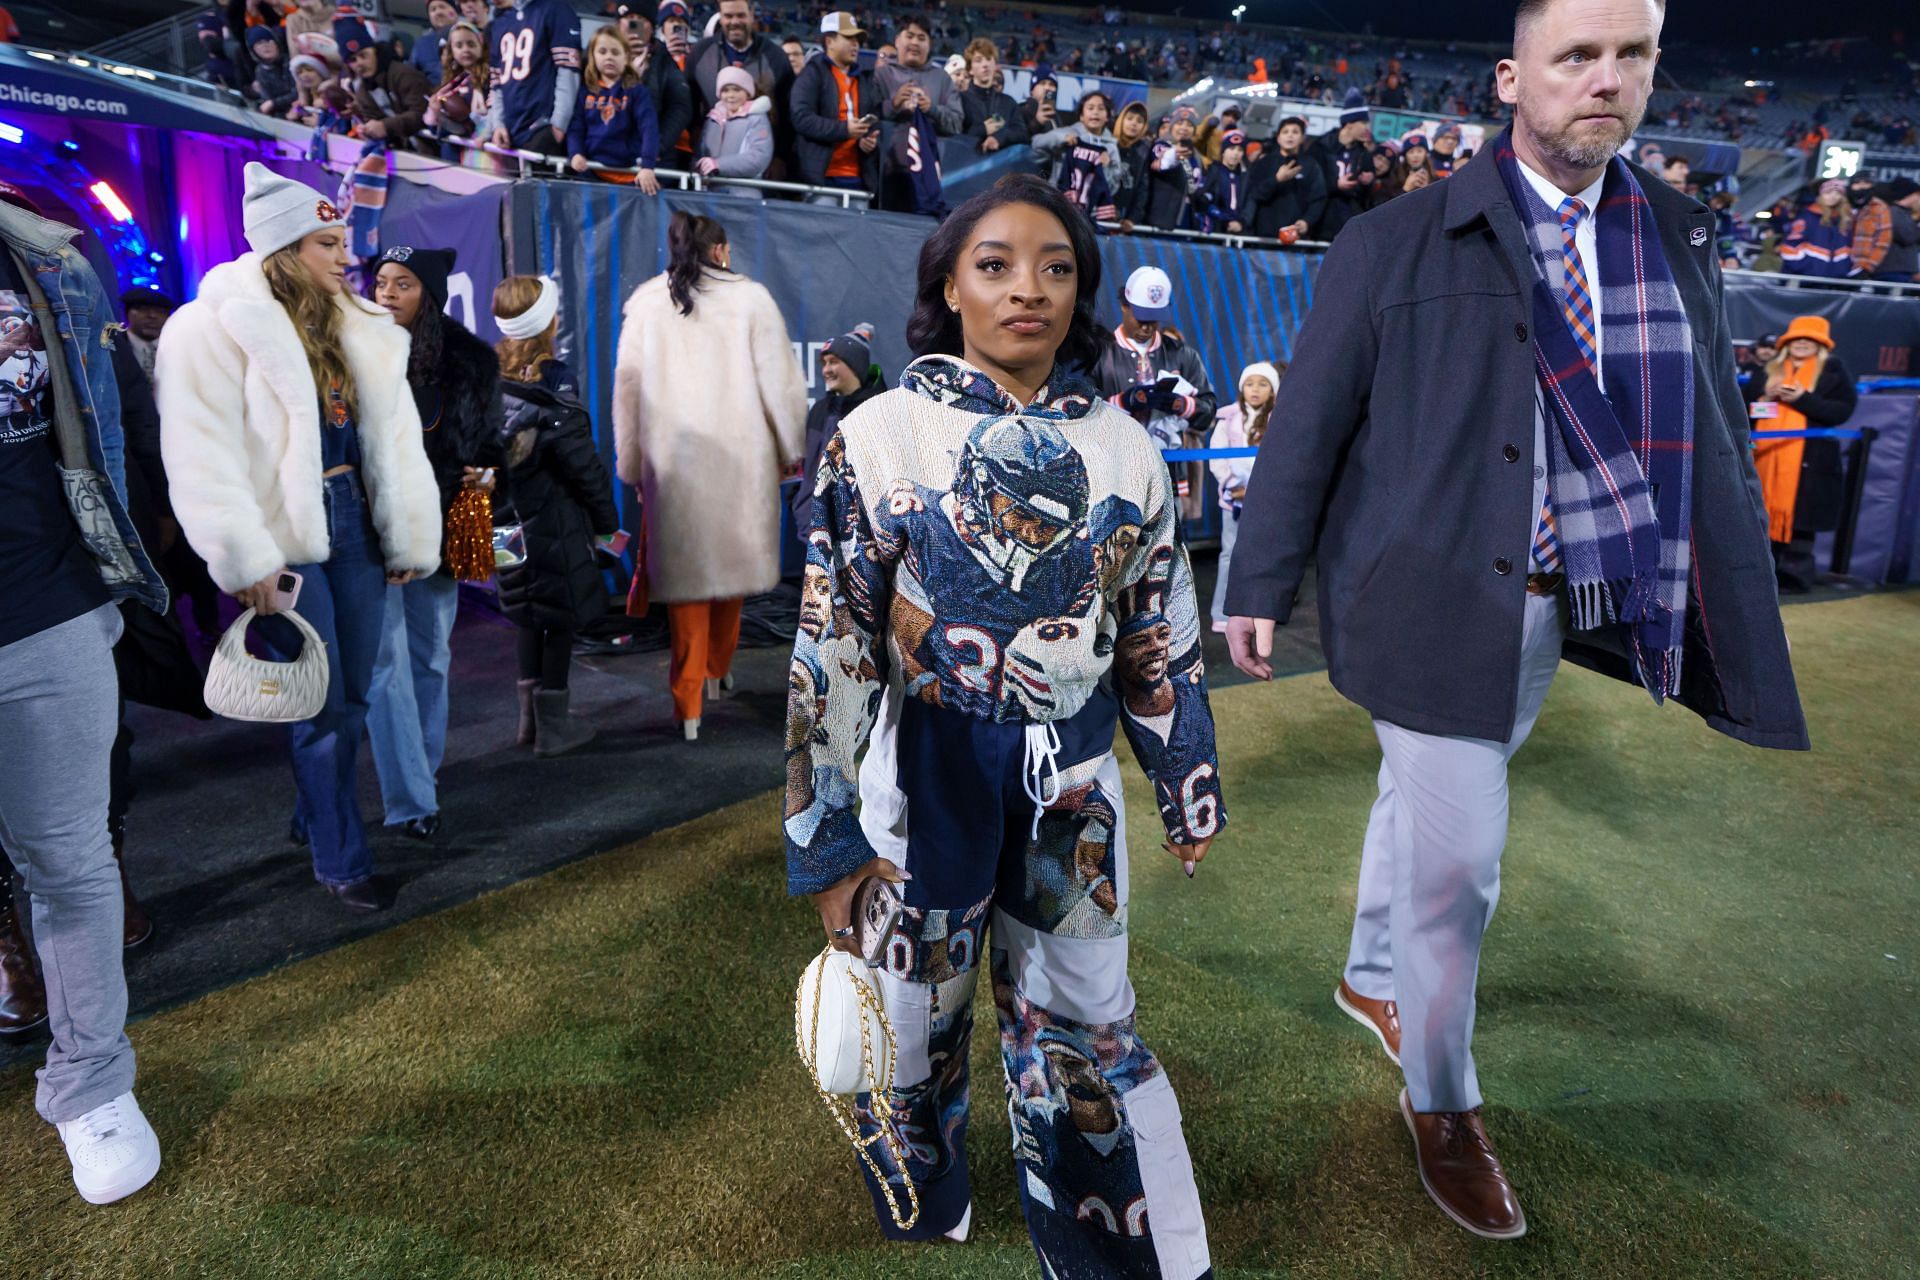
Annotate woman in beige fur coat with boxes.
[612,212,805,738]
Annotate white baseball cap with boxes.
[1123,265,1174,322]
[820,11,864,37]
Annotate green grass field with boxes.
[4,594,1916,1280]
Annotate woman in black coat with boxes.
[492,275,619,755]
[367,246,499,835]
[1742,321,1857,592]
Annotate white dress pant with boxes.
[1342,588,1567,1112]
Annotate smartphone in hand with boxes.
[270,570,304,612]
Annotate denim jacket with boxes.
[0,202,167,613]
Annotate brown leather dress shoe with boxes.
[1400,1088,1527,1240]
[1335,978,1401,1065]
[0,898,48,1040]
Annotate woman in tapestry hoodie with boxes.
[783,174,1224,1278]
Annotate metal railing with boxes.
[1727,267,1920,298]
[438,136,876,208]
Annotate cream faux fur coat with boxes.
[156,254,442,592]
[612,269,807,603]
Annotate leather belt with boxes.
[1525,572,1564,597]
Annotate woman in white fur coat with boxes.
[612,211,805,738]
[156,163,440,913]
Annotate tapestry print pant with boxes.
[852,692,1212,1279]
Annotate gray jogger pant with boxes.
[0,603,134,1123]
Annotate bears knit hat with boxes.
[241,161,345,258]
[1221,129,1246,148]
[656,0,690,21]
[1339,87,1370,126]
[824,322,876,373]
[1123,265,1174,322]
[333,16,375,57]
[376,245,456,310]
[946,53,967,75]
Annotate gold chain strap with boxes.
[794,947,921,1232]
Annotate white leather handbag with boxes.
[203,608,330,723]
[794,946,919,1229]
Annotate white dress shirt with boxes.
[1517,159,1606,572]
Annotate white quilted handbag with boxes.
[203,608,330,723]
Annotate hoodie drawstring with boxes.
[1022,722,1063,842]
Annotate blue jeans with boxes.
[366,573,459,824]
[261,474,388,887]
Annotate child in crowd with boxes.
[567,27,662,194]
[424,18,490,139]
[248,27,297,116]
[1207,360,1281,630]
[1199,128,1251,233]
[490,276,618,756]
[697,65,774,186]
[287,54,331,121]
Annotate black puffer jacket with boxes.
[495,371,620,630]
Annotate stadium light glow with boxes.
[89,181,134,223]
[0,122,22,144]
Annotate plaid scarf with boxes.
[1495,135,1695,701]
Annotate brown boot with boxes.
[1335,978,1401,1065]
[516,679,540,747]
[112,836,154,951]
[1400,1088,1527,1240]
[0,893,48,1040]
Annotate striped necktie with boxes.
[1533,195,1593,574]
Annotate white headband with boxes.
[495,276,559,341]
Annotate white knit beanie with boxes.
[1239,361,1282,395]
[241,162,345,258]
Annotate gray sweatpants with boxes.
[0,603,134,1123]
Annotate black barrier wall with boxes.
[504,178,1326,548]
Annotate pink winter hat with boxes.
[715,66,755,98]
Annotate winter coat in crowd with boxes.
[1881,202,1920,279]
[1306,127,1375,240]
[1207,401,1260,510]
[407,315,503,559]
[567,78,661,168]
[960,84,1030,150]
[155,253,442,592]
[494,367,619,630]
[1031,121,1124,220]
[410,22,448,87]
[635,37,694,168]
[1143,136,1204,231]
[1113,134,1152,223]
[872,59,963,135]
[1199,160,1252,231]
[1779,204,1854,277]
[790,370,886,531]
[789,54,880,194]
[700,95,776,184]
[254,59,298,115]
[352,44,434,146]
[1742,353,1857,533]
[611,269,807,604]
[1249,144,1327,238]
[685,34,796,168]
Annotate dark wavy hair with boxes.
[906,174,1103,372]
[667,211,728,316]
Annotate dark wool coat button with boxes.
[1515,322,1529,342]
[1503,443,1520,462]
[1494,557,1513,575]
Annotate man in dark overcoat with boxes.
[1225,0,1807,1242]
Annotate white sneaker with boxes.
[55,1091,161,1205]
[682,718,700,741]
